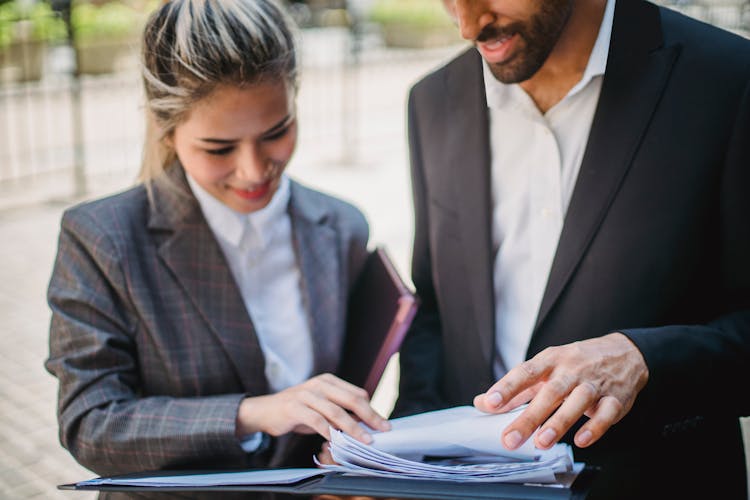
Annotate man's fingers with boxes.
[475,386,537,413]
[535,382,600,449]
[501,373,574,450]
[476,356,553,412]
[575,396,623,448]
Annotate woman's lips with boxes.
[477,33,518,64]
[230,182,271,201]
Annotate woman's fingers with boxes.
[300,390,374,444]
[247,373,390,444]
[309,374,390,432]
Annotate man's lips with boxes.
[476,33,519,65]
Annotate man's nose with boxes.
[453,0,495,41]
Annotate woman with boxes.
[45,0,388,477]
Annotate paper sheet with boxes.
[318,405,575,484]
[77,468,330,488]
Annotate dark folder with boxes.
[60,466,600,499]
[337,246,418,396]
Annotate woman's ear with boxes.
[161,131,174,149]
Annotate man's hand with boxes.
[474,333,649,450]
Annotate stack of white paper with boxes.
[318,405,574,484]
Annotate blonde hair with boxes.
[139,0,298,182]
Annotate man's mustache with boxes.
[476,22,525,43]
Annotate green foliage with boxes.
[71,0,146,42]
[0,1,67,48]
[368,0,454,29]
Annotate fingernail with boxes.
[504,430,522,449]
[576,430,592,447]
[361,433,373,444]
[381,420,391,431]
[487,391,503,407]
[538,428,556,448]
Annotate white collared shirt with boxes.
[187,174,314,394]
[486,0,615,376]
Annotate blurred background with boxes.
[0,0,748,497]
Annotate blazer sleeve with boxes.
[45,208,251,475]
[392,86,448,418]
[622,78,750,422]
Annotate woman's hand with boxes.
[316,442,335,465]
[236,373,390,444]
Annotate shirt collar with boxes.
[187,173,291,249]
[483,0,615,109]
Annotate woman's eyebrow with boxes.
[198,137,237,144]
[197,114,293,143]
[262,114,294,136]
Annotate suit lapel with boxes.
[289,182,343,375]
[534,0,680,333]
[148,166,269,395]
[447,50,496,368]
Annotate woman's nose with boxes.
[234,147,267,183]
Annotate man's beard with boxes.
[481,0,573,84]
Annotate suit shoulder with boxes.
[290,180,369,234]
[410,48,480,98]
[659,5,750,71]
[61,184,148,239]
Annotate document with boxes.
[74,468,330,488]
[65,406,581,491]
[317,405,575,484]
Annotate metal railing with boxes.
[1,1,747,210]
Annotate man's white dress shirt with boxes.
[485,0,615,377]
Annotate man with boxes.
[394,0,750,498]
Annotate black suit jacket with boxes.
[395,1,750,498]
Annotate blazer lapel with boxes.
[148,167,269,395]
[534,0,680,334]
[447,50,496,368]
[289,182,343,375]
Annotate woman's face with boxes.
[171,81,297,214]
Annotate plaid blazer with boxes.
[45,165,369,480]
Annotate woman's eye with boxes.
[263,126,290,142]
[205,147,234,156]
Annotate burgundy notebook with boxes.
[338,246,418,396]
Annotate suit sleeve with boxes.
[45,209,252,475]
[622,78,750,422]
[392,86,448,417]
